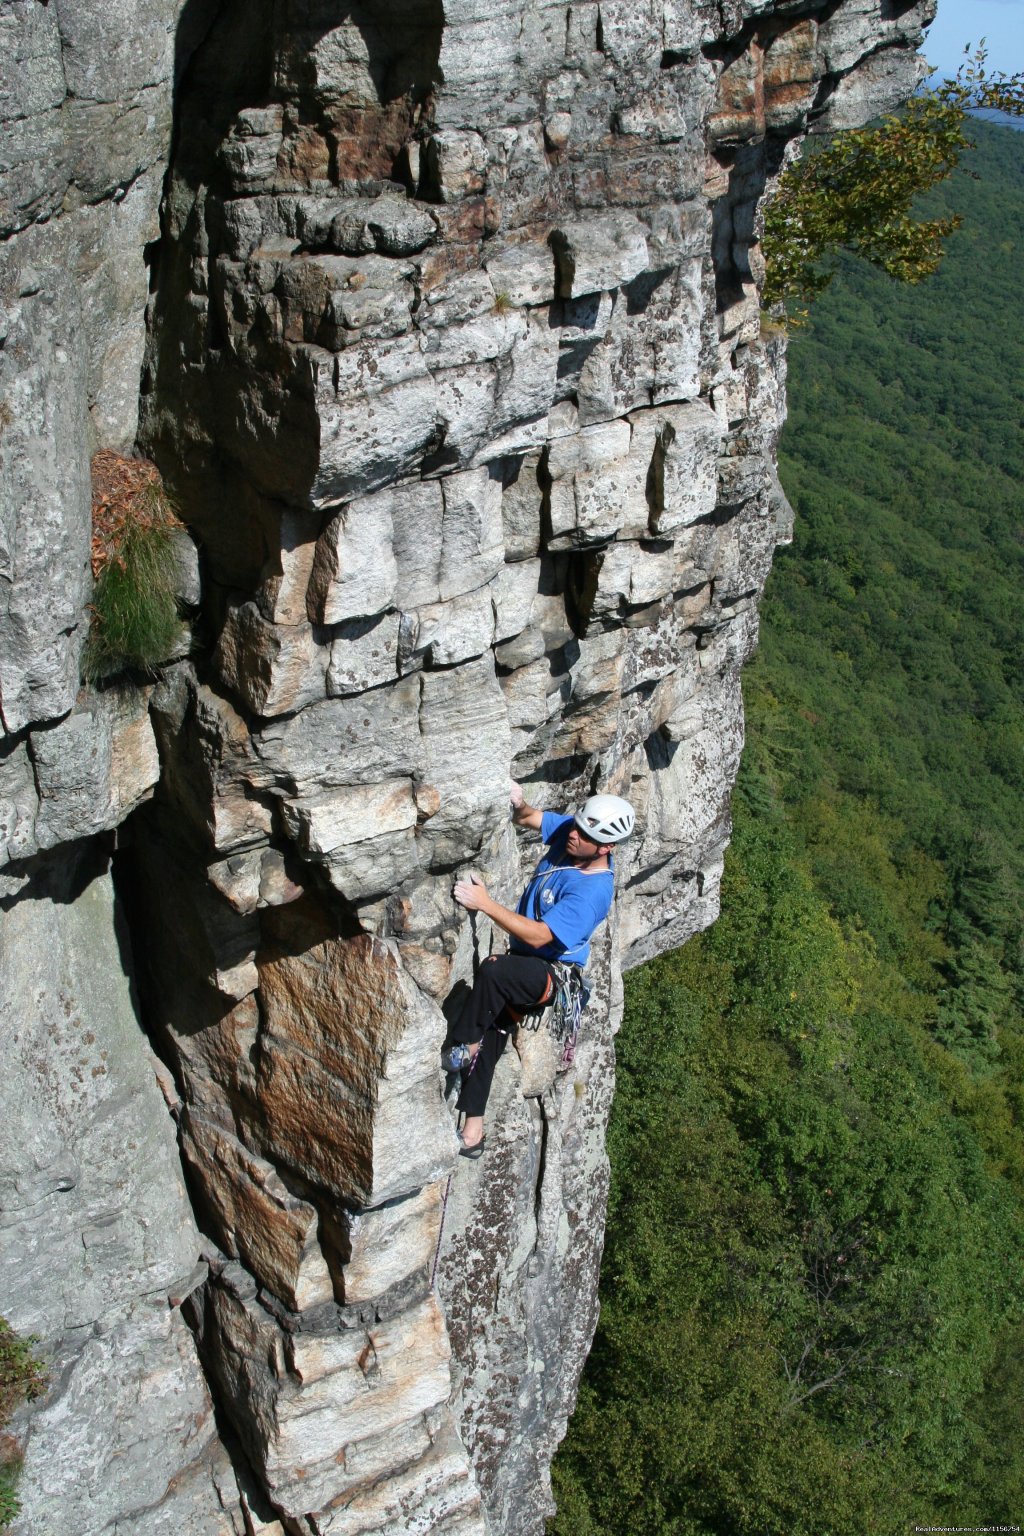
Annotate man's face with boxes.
[566,825,606,859]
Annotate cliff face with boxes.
[0,2,933,1533]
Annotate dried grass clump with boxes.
[84,451,187,682]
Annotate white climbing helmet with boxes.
[574,794,635,846]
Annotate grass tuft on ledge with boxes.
[0,1318,46,1532]
[84,451,187,684]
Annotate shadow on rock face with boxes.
[171,0,444,198]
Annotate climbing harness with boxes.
[520,960,590,1068]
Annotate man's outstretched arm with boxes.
[510,780,543,831]
[450,783,552,946]
[453,874,554,950]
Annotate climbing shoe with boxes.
[441,1043,473,1072]
[458,1132,486,1159]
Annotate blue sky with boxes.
[922,0,1024,80]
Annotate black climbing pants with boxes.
[453,954,554,1119]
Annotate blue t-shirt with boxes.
[511,812,614,967]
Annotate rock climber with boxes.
[442,783,635,1158]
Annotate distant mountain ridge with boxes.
[970,107,1024,130]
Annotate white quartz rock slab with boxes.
[327,612,401,696]
[209,1282,454,1517]
[389,480,446,608]
[282,781,418,857]
[0,737,39,867]
[308,496,399,623]
[310,342,438,507]
[251,674,423,794]
[440,467,505,600]
[415,585,496,667]
[484,240,557,307]
[492,559,541,644]
[551,215,650,298]
[336,1183,444,1305]
[30,687,159,853]
[634,398,723,533]
[418,656,512,859]
[545,417,643,546]
[308,1426,485,1535]
[214,603,329,719]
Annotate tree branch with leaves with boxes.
[762,47,1024,311]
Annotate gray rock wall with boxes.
[0,0,188,736]
[0,6,236,1530]
[0,1,935,1533]
[0,853,240,1535]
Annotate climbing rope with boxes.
[433,909,478,1285]
[430,1170,454,1292]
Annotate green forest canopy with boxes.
[550,120,1024,1535]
